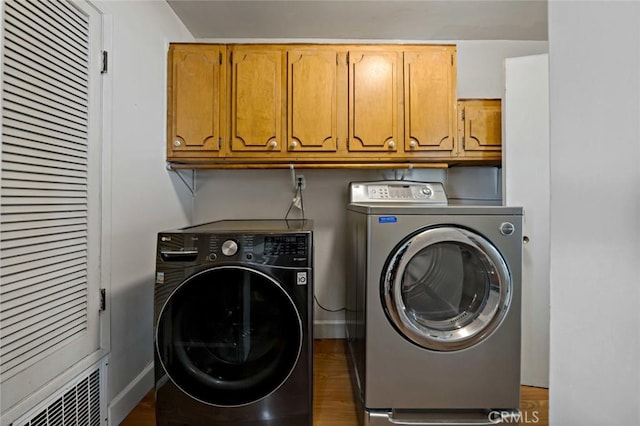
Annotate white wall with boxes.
[91,1,194,424]
[456,41,547,98]
[548,1,640,424]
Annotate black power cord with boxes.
[314,295,345,313]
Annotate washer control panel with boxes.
[349,181,447,204]
[158,232,311,267]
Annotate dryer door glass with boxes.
[382,226,511,351]
[156,266,302,406]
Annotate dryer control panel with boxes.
[349,181,448,205]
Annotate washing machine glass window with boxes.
[382,226,511,351]
[156,265,303,407]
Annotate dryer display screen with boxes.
[264,235,307,256]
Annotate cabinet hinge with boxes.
[461,109,465,120]
[219,52,222,65]
[218,137,222,149]
[451,53,454,66]
[101,51,108,74]
[229,51,233,64]
[99,288,106,311]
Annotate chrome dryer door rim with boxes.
[382,226,511,351]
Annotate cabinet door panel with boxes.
[349,51,400,152]
[461,100,502,152]
[288,50,338,152]
[231,49,283,152]
[168,46,224,154]
[404,49,455,152]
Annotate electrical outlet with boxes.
[296,174,306,189]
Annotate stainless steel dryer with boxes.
[154,219,313,426]
[346,181,523,425]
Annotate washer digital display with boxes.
[264,235,307,256]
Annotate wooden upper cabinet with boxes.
[348,50,401,152]
[167,44,225,159]
[404,47,456,154]
[230,47,284,152]
[458,99,502,158]
[287,50,340,153]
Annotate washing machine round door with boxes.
[156,266,302,406]
[382,226,511,351]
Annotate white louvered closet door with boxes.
[1,0,104,415]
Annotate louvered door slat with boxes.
[3,135,88,161]
[3,65,87,109]
[4,91,88,129]
[1,319,86,375]
[1,0,101,404]
[7,0,88,71]
[2,159,88,178]
[2,287,86,332]
[0,210,86,225]
[1,251,87,280]
[1,227,87,249]
[38,0,88,39]
[0,266,86,302]
[2,308,86,355]
[2,243,88,269]
[2,237,88,265]
[4,74,86,116]
[3,118,88,147]
[3,108,88,139]
[3,44,87,99]
[1,178,87,193]
[1,274,85,311]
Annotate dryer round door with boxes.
[156,266,302,406]
[381,226,511,351]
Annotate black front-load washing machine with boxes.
[154,219,313,426]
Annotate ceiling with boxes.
[167,0,548,41]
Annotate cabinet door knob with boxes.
[269,140,278,149]
[173,140,181,147]
[290,140,298,149]
[409,139,417,149]
[388,140,396,149]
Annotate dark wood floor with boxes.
[122,339,548,425]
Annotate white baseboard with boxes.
[107,362,153,426]
[314,320,346,339]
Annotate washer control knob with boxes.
[420,186,433,197]
[221,240,238,256]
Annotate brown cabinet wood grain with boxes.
[167,44,226,160]
[404,48,456,154]
[287,49,341,153]
[348,50,401,153]
[166,43,476,168]
[457,99,502,160]
[230,46,284,153]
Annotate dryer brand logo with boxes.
[378,216,397,223]
[489,410,540,424]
